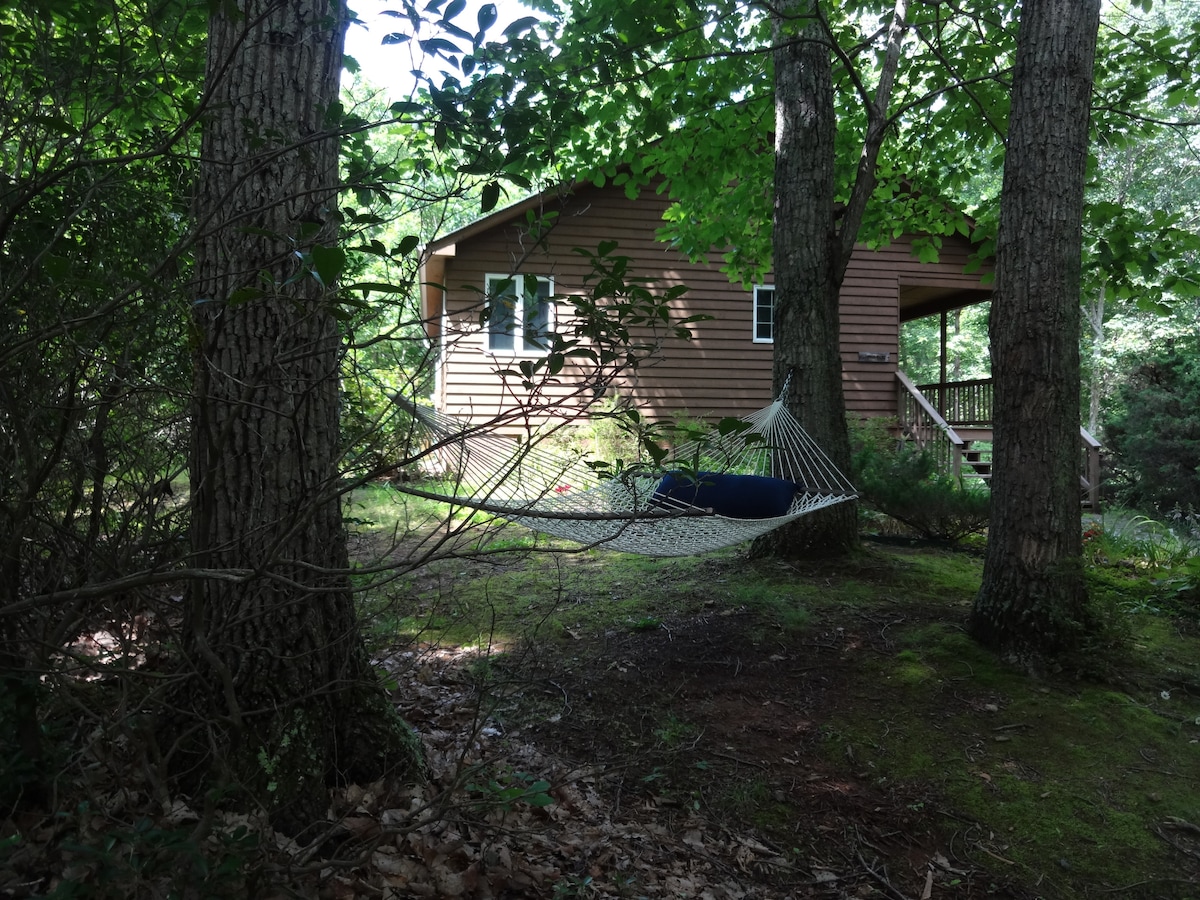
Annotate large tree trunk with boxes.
[970,0,1101,665]
[184,0,421,834]
[751,0,857,558]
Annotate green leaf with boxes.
[503,16,540,36]
[481,181,501,212]
[476,3,497,34]
[227,287,264,306]
[419,37,459,57]
[311,245,346,287]
[41,255,71,279]
[716,417,754,437]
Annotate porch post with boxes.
[1088,445,1100,509]
[939,310,948,415]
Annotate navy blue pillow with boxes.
[651,472,798,519]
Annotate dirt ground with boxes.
[505,610,990,897]
[345,551,1093,900]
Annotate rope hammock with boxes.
[393,379,857,557]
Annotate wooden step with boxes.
[954,427,994,442]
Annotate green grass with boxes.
[345,480,463,534]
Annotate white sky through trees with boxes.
[344,0,540,97]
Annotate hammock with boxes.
[393,384,857,557]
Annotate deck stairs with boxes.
[895,371,1100,508]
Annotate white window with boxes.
[753,285,774,343]
[485,274,554,354]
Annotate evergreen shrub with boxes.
[850,418,990,542]
[1104,341,1200,513]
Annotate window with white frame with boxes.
[484,274,554,354]
[753,285,774,343]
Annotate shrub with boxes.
[536,391,645,467]
[1104,341,1200,512]
[851,419,990,542]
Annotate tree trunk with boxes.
[970,0,1101,666]
[751,0,857,558]
[184,0,421,834]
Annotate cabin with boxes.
[418,177,1101,506]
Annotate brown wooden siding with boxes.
[427,179,989,436]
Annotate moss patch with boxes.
[823,619,1196,894]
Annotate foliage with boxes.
[1082,510,1200,625]
[1104,341,1200,512]
[0,0,201,815]
[434,0,1001,282]
[40,815,259,899]
[898,304,992,385]
[1162,554,1200,616]
[850,420,990,542]
[335,76,482,477]
[539,391,645,465]
[467,770,555,812]
[896,6,1200,435]
[1081,2,1200,429]
[0,0,199,587]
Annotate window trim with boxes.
[752,284,774,344]
[483,273,555,356]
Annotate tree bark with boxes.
[751,0,909,559]
[970,0,1101,665]
[752,0,857,558]
[184,0,421,834]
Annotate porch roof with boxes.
[899,284,992,322]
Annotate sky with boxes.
[343,0,541,99]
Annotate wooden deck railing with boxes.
[896,370,971,481]
[897,372,1103,507]
[914,378,993,427]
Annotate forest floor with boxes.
[6,520,1198,900]
[325,529,1200,900]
